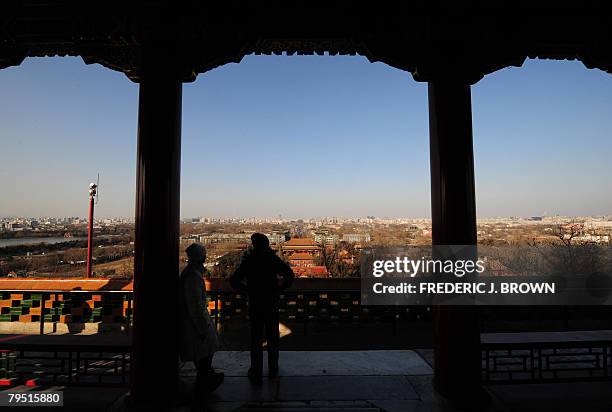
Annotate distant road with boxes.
[0,237,85,247]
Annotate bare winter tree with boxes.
[318,242,360,278]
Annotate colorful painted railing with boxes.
[0,291,130,323]
[0,278,428,333]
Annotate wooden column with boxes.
[428,80,483,402]
[131,57,182,408]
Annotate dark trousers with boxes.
[249,307,280,375]
[192,355,212,411]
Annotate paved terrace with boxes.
[2,349,612,411]
[178,350,432,412]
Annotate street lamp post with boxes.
[86,182,98,278]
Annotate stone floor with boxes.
[2,350,612,411]
[176,350,432,412]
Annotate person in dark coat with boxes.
[179,243,223,412]
[229,233,294,383]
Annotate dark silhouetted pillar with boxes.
[428,81,482,402]
[131,58,182,408]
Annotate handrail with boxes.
[0,277,361,292]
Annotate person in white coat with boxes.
[179,243,223,411]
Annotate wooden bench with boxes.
[481,330,612,384]
[0,334,131,386]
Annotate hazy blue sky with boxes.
[0,56,611,219]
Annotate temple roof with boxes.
[288,252,317,260]
[283,238,319,247]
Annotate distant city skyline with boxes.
[2,214,611,222]
[1,56,611,218]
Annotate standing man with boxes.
[230,233,294,383]
[179,243,223,412]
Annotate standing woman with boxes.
[179,243,223,412]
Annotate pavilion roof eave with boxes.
[1,3,612,83]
